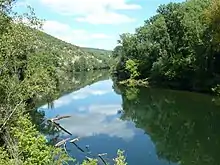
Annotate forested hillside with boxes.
[81,47,114,67]
[113,0,220,93]
[81,47,112,56]
[0,0,125,164]
[36,30,112,72]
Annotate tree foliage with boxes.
[0,1,126,165]
[205,0,220,48]
[113,0,220,92]
[125,59,140,79]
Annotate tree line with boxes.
[113,0,220,93]
[0,0,125,164]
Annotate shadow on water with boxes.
[114,81,220,165]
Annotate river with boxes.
[38,70,220,165]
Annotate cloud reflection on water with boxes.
[59,107,135,140]
[41,80,113,109]
[41,80,136,141]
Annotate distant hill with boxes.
[81,47,112,56]
[35,30,113,72]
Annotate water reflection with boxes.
[40,77,220,165]
[40,79,175,165]
[116,83,220,165]
[34,70,111,145]
[41,80,135,140]
[42,80,113,109]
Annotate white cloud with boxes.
[75,12,135,25]
[90,33,112,39]
[42,20,112,46]
[43,20,71,34]
[40,0,141,24]
[88,104,122,115]
[40,85,112,109]
[58,105,135,140]
[40,79,134,140]
[72,88,111,100]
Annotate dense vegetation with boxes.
[113,0,220,93]
[113,81,220,165]
[0,0,125,164]
[36,31,113,72]
[80,47,114,70]
[81,47,112,56]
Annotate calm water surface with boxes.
[39,74,220,165]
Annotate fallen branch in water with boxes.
[55,138,70,147]
[49,115,71,122]
[48,118,72,135]
[70,137,80,143]
[53,122,72,135]
[98,153,108,165]
[71,141,85,153]
[47,115,121,164]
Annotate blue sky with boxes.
[16,0,184,50]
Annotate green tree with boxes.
[205,0,220,48]
[112,0,220,92]
[125,59,140,79]
[0,1,127,164]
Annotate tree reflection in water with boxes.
[114,82,220,165]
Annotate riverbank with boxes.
[112,0,220,96]
[114,75,217,95]
[118,78,149,87]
